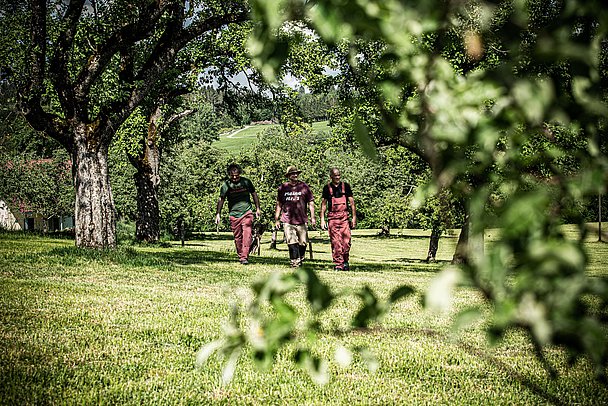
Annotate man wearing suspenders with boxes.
[320,167,357,271]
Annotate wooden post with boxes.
[309,239,313,260]
[600,193,603,242]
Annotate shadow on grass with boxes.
[342,262,442,274]
[45,244,442,273]
[353,233,459,240]
[187,233,235,241]
[46,246,237,267]
[395,257,453,265]
[351,326,572,406]
[46,245,292,267]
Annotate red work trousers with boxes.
[230,211,254,261]
[328,216,351,267]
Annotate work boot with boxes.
[288,244,300,267]
[298,244,305,264]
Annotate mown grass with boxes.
[1,227,607,405]
[214,121,331,152]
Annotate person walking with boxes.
[275,166,316,267]
[320,167,357,271]
[215,163,261,265]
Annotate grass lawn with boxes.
[1,227,607,405]
[214,121,331,152]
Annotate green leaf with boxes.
[388,285,415,304]
[353,286,384,328]
[221,347,242,385]
[298,267,335,313]
[334,345,353,368]
[356,347,379,373]
[353,115,379,161]
[295,349,329,385]
[195,339,225,367]
[512,79,554,125]
[451,307,483,333]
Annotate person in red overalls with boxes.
[320,167,357,271]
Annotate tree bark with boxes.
[130,110,161,243]
[452,214,469,265]
[132,159,160,243]
[452,213,484,265]
[425,226,440,262]
[73,125,116,248]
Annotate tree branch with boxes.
[74,1,170,102]
[21,0,72,150]
[102,8,250,140]
[163,109,196,130]
[24,0,46,105]
[49,0,86,119]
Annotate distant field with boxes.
[214,120,331,152]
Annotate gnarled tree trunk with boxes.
[73,126,116,248]
[128,104,193,243]
[130,111,161,243]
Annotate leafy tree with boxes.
[4,0,249,247]
[201,0,608,384]
[114,91,196,243]
[0,150,74,230]
[159,138,226,234]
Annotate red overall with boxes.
[230,211,254,261]
[328,183,351,268]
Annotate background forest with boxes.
[2,84,604,240]
[1,82,451,238]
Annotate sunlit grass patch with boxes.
[0,227,606,405]
[213,121,331,152]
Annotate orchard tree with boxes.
[114,93,194,243]
[200,0,608,384]
[0,150,74,230]
[4,0,249,248]
[119,16,287,243]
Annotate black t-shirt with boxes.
[322,182,353,211]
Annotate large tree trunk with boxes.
[73,126,116,248]
[452,216,469,265]
[452,213,484,265]
[130,128,161,243]
[129,106,163,243]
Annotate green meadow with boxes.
[1,227,607,405]
[214,121,331,152]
